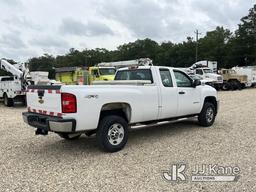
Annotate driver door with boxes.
[174,70,201,116]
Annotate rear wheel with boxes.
[3,94,14,107]
[96,115,128,152]
[58,133,81,140]
[198,102,216,127]
[229,80,241,90]
[234,80,242,90]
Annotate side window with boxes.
[92,70,99,77]
[196,69,203,75]
[160,69,173,87]
[174,71,192,87]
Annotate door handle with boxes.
[179,91,185,95]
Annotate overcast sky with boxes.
[0,0,255,62]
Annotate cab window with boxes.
[174,71,192,87]
[159,69,173,87]
[196,69,203,75]
[115,69,153,83]
[92,69,99,77]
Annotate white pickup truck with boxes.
[23,66,219,152]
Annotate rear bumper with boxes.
[22,112,76,133]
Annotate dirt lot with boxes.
[0,89,256,192]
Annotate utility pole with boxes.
[194,29,201,62]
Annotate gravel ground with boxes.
[0,89,256,192]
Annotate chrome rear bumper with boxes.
[22,112,76,133]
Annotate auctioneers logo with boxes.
[162,163,240,182]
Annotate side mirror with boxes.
[193,79,201,87]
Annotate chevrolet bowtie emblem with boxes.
[38,98,44,104]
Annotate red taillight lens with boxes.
[61,93,77,113]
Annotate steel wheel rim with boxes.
[206,107,214,123]
[107,123,124,146]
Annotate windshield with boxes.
[190,75,202,80]
[229,70,236,74]
[99,68,116,76]
[203,69,213,74]
[115,69,153,83]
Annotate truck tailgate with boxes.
[26,85,62,117]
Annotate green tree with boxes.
[198,26,232,68]
[28,54,56,78]
[226,5,256,66]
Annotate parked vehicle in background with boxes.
[232,66,256,87]
[189,74,215,87]
[219,69,248,90]
[190,60,218,73]
[98,58,153,69]
[55,59,154,85]
[88,66,116,82]
[0,76,26,106]
[55,66,115,85]
[0,59,30,106]
[23,65,219,152]
[0,59,55,107]
[55,67,90,85]
[30,71,51,85]
[194,68,223,90]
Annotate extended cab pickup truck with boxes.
[22,66,219,152]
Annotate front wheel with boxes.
[198,102,216,127]
[3,94,14,107]
[222,82,230,91]
[96,115,128,152]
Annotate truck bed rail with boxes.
[92,80,152,86]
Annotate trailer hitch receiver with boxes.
[35,128,48,135]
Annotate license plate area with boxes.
[27,115,48,129]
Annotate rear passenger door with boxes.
[158,68,178,119]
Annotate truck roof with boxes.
[117,66,180,71]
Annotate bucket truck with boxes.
[0,59,32,106]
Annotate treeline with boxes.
[6,5,256,78]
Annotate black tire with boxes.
[198,102,216,127]
[22,97,27,106]
[96,115,128,152]
[3,94,14,107]
[58,133,81,140]
[234,80,242,90]
[229,80,239,90]
[222,82,230,91]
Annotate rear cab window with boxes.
[115,69,153,83]
[159,68,173,87]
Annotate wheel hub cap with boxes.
[206,107,214,123]
[108,123,124,146]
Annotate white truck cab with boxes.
[23,66,219,152]
[0,76,26,106]
[195,67,223,89]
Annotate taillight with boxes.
[61,93,77,113]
